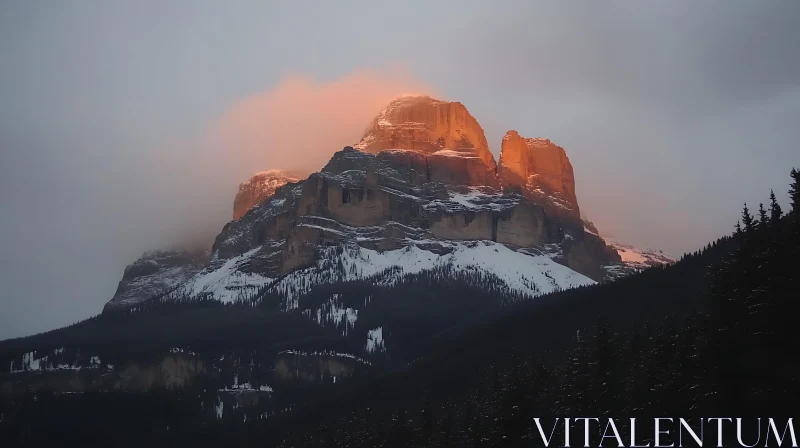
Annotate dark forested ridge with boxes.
[1,170,798,447]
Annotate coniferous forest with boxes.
[1,170,798,447]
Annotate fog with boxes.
[1,1,798,339]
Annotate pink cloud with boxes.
[212,65,435,176]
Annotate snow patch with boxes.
[218,375,272,394]
[271,240,594,310]
[604,237,675,269]
[366,327,385,354]
[278,350,372,366]
[432,149,480,159]
[423,187,518,213]
[169,347,197,356]
[303,293,358,335]
[9,351,105,374]
[215,399,224,419]
[184,247,272,303]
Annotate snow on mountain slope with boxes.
[184,247,273,303]
[605,239,675,270]
[104,250,208,311]
[597,237,674,281]
[176,239,596,309]
[302,294,359,336]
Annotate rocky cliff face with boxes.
[354,95,497,187]
[499,130,579,221]
[192,139,619,306]
[233,170,303,220]
[204,146,581,289]
[496,130,624,278]
[103,249,209,311]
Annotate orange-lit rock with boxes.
[233,170,303,220]
[499,130,579,217]
[354,95,497,185]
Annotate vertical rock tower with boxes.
[499,130,580,223]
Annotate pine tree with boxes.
[789,168,800,252]
[758,203,768,229]
[769,190,783,226]
[741,204,755,233]
[790,168,800,215]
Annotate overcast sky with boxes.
[1,1,798,340]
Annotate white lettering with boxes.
[767,418,797,447]
[679,418,703,447]
[534,418,560,447]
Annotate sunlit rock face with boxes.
[354,95,497,186]
[233,170,303,220]
[497,130,623,279]
[499,130,579,220]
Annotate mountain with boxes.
[233,170,303,221]
[98,95,659,312]
[168,96,628,307]
[200,144,602,308]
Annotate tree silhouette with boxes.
[769,190,783,226]
[790,168,799,215]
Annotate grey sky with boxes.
[1,1,798,340]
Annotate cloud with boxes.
[211,65,435,175]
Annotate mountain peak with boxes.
[499,130,579,219]
[354,96,496,172]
